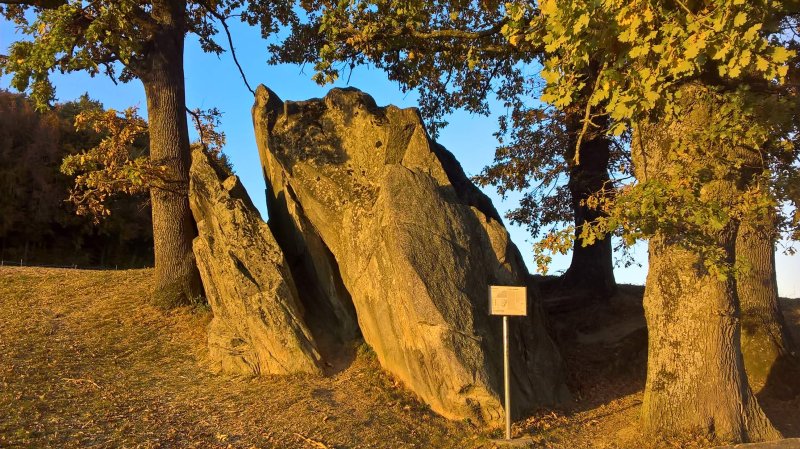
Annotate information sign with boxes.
[489,285,527,316]
[489,284,528,441]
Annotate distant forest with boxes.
[0,91,153,268]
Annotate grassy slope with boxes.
[1,267,798,448]
[0,267,475,449]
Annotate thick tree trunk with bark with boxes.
[560,114,616,300]
[641,231,778,441]
[737,215,798,394]
[139,0,202,307]
[634,87,780,443]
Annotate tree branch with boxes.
[403,19,507,40]
[0,0,66,8]
[196,0,255,95]
[337,18,508,42]
[333,17,546,59]
[216,13,254,95]
[574,65,606,165]
[186,107,206,148]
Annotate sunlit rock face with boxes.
[253,85,568,423]
[189,148,322,376]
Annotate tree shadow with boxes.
[539,284,648,415]
[758,353,800,437]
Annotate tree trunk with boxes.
[633,86,780,443]
[737,213,799,395]
[640,231,778,442]
[139,0,202,307]
[560,114,616,300]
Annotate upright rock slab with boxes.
[253,85,568,423]
[189,149,322,376]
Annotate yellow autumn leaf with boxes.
[539,0,557,16]
[772,46,793,64]
[733,12,747,28]
[674,59,693,73]
[738,49,752,67]
[743,23,762,40]
[685,42,700,59]
[755,56,769,72]
[573,14,589,33]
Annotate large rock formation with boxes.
[252,85,568,423]
[189,149,322,376]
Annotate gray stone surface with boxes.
[189,149,322,376]
[253,85,568,423]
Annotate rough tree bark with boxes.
[634,86,780,443]
[561,114,617,300]
[138,0,203,307]
[737,213,798,394]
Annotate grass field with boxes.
[1,267,798,448]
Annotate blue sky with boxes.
[1,18,797,297]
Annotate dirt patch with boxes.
[519,285,800,449]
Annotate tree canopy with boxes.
[518,0,800,267]
[0,0,293,108]
[284,0,799,265]
[277,0,629,289]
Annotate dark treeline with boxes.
[0,90,153,268]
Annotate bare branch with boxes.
[196,0,255,95]
[216,13,255,95]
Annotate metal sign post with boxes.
[503,314,511,439]
[489,285,527,441]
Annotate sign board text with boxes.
[489,285,527,316]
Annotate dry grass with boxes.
[1,268,798,449]
[0,267,478,449]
